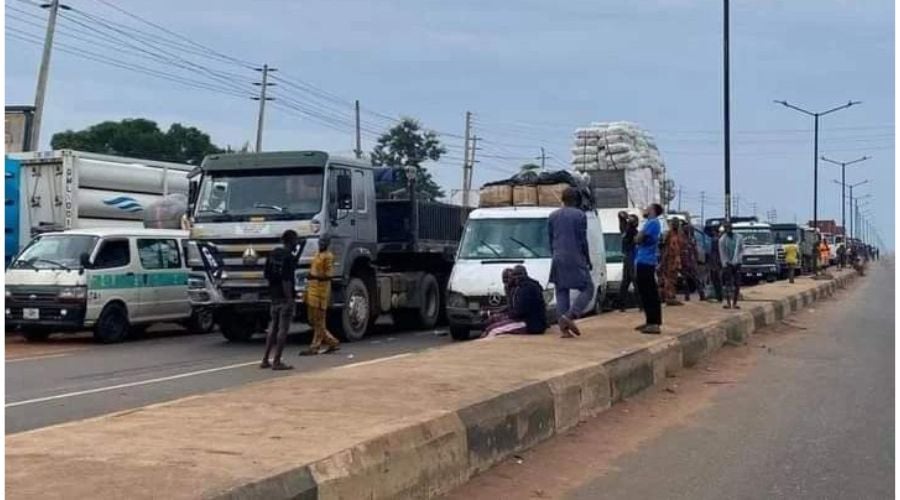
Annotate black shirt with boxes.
[509,277,547,334]
[265,245,297,302]
[619,217,637,258]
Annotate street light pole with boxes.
[822,155,869,238]
[774,99,860,274]
[723,0,732,223]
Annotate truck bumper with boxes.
[740,265,778,279]
[447,306,484,330]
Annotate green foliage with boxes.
[370,117,446,201]
[520,163,541,173]
[51,118,223,165]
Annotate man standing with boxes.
[634,203,664,334]
[301,235,340,356]
[548,187,594,338]
[718,222,744,309]
[707,228,724,303]
[837,241,847,269]
[261,230,298,370]
[618,212,640,312]
[680,224,706,302]
[783,235,800,284]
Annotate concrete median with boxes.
[6,270,857,500]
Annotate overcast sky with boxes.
[5,0,894,246]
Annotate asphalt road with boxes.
[449,262,894,500]
[6,320,450,434]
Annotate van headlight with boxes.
[58,286,86,300]
[543,287,555,305]
[188,275,207,289]
[448,291,466,308]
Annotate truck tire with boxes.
[185,308,215,334]
[450,325,473,341]
[219,310,261,342]
[394,274,441,331]
[94,303,130,344]
[329,277,370,342]
[22,329,51,342]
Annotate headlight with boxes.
[294,269,308,291]
[5,289,10,298]
[58,286,86,300]
[311,219,321,235]
[186,242,203,267]
[543,287,555,305]
[188,275,206,289]
[448,291,466,308]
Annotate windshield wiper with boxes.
[508,236,539,257]
[31,258,70,271]
[253,203,285,212]
[479,240,503,259]
[197,207,227,215]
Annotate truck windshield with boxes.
[734,229,774,245]
[195,168,324,221]
[459,219,550,260]
[604,233,624,263]
[773,230,798,244]
[12,235,98,269]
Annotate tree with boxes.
[51,118,223,165]
[519,163,541,174]
[370,118,446,201]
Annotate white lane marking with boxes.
[334,352,411,370]
[6,352,74,363]
[6,360,260,408]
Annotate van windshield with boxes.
[459,218,550,260]
[12,235,99,270]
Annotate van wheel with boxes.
[186,308,215,334]
[329,277,370,342]
[450,325,474,341]
[394,274,441,331]
[22,329,51,342]
[94,303,130,344]
[219,311,259,342]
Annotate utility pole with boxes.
[252,64,276,152]
[733,194,740,216]
[536,147,546,170]
[677,186,682,212]
[821,155,869,239]
[461,111,472,208]
[30,0,69,151]
[751,202,757,217]
[700,191,706,223]
[723,0,732,223]
[774,99,860,275]
[354,100,362,159]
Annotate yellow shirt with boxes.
[305,250,333,309]
[783,243,799,265]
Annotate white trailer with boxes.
[6,150,193,262]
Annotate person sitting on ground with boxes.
[482,266,547,338]
[483,268,517,328]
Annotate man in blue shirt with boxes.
[634,203,664,334]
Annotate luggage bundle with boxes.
[479,170,593,210]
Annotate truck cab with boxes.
[446,206,607,340]
[771,223,804,278]
[732,221,779,283]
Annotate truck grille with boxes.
[198,237,280,289]
[743,255,776,265]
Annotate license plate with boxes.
[240,292,259,302]
[23,308,39,320]
[756,273,763,277]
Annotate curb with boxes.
[214,272,857,500]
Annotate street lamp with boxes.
[832,179,868,240]
[774,99,861,274]
[821,155,869,238]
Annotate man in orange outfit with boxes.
[301,235,340,356]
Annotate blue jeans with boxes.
[555,285,595,321]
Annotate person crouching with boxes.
[482,266,547,338]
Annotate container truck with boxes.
[5,150,192,264]
[184,151,470,342]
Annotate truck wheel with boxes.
[22,329,51,342]
[220,312,259,342]
[186,308,215,334]
[329,277,370,342]
[94,303,130,344]
[394,274,440,331]
[450,325,473,341]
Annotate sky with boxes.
[5,0,895,247]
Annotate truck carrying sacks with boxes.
[478,170,592,210]
[570,121,669,210]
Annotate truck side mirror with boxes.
[79,253,92,272]
[337,174,352,210]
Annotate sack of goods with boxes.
[569,121,666,175]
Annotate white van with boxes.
[446,206,607,340]
[5,228,213,343]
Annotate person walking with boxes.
[634,203,664,334]
[658,218,683,306]
[783,235,800,284]
[548,187,594,338]
[301,235,341,356]
[818,237,831,270]
[837,241,847,269]
[261,230,298,370]
[707,228,724,303]
[617,212,641,311]
[718,222,744,309]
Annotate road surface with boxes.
[6,321,449,434]
[448,262,893,500]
